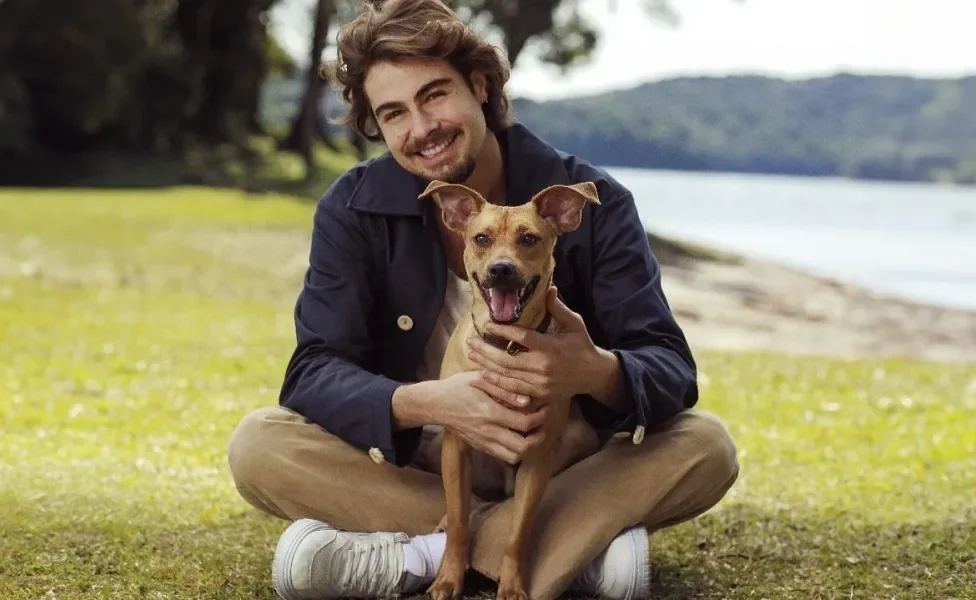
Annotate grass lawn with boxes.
[1,187,974,599]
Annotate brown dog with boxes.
[418,179,601,600]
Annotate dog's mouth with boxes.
[473,273,541,324]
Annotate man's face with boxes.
[364,56,489,183]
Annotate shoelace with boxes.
[325,532,407,598]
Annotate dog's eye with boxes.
[519,233,540,246]
[474,233,491,246]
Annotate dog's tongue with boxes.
[489,288,518,322]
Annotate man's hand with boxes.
[429,371,550,465]
[465,286,625,408]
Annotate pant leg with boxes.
[468,409,739,600]
[227,405,494,535]
[228,405,738,600]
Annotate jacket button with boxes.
[368,447,385,464]
[397,315,414,331]
[632,425,645,444]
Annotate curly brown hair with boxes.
[323,0,514,143]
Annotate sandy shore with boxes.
[654,238,976,364]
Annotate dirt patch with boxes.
[662,255,976,364]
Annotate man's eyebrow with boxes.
[373,77,454,116]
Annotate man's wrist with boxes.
[586,347,629,414]
[391,379,441,430]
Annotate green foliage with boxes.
[535,9,599,72]
[0,0,284,182]
[514,74,976,185]
[0,189,974,597]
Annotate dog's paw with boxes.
[496,580,528,600]
[427,566,465,600]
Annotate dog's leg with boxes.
[428,430,472,600]
[496,398,572,600]
[551,401,600,474]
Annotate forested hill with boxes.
[509,73,976,185]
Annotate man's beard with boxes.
[406,125,477,184]
[437,154,477,184]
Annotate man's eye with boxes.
[382,109,402,122]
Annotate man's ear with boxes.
[418,180,487,234]
[468,71,488,104]
[531,182,601,234]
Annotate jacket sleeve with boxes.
[584,190,699,439]
[278,186,422,467]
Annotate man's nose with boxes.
[408,109,438,141]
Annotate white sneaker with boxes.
[272,519,410,599]
[571,525,651,600]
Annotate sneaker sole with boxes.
[272,518,333,600]
[630,528,650,600]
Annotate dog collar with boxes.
[474,313,552,356]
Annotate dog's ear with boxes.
[531,182,601,234]
[418,180,487,234]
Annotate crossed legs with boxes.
[228,405,738,600]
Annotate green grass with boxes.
[1,188,974,599]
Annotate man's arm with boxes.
[279,184,423,466]
[585,347,629,414]
[584,189,699,436]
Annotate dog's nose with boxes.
[487,262,515,282]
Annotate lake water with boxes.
[604,167,976,311]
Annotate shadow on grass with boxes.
[1,134,374,202]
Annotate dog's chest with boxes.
[418,426,517,498]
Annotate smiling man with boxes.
[226,1,739,599]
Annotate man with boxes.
[227,1,738,599]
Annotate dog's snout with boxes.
[487,262,516,283]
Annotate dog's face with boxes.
[420,181,600,325]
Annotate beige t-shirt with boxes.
[415,269,473,382]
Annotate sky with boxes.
[271,0,976,101]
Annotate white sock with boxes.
[401,532,445,591]
[401,527,642,595]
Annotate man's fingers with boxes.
[546,285,585,333]
[490,427,529,464]
[498,403,548,433]
[482,441,518,465]
[479,370,541,402]
[467,338,545,375]
[470,374,531,408]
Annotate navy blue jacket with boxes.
[279,122,699,467]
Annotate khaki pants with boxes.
[227,405,738,600]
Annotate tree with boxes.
[278,0,341,177]
[0,0,286,182]
[451,0,714,70]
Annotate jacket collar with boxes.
[346,122,571,216]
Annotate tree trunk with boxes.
[279,0,337,175]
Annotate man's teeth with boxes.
[420,137,452,157]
